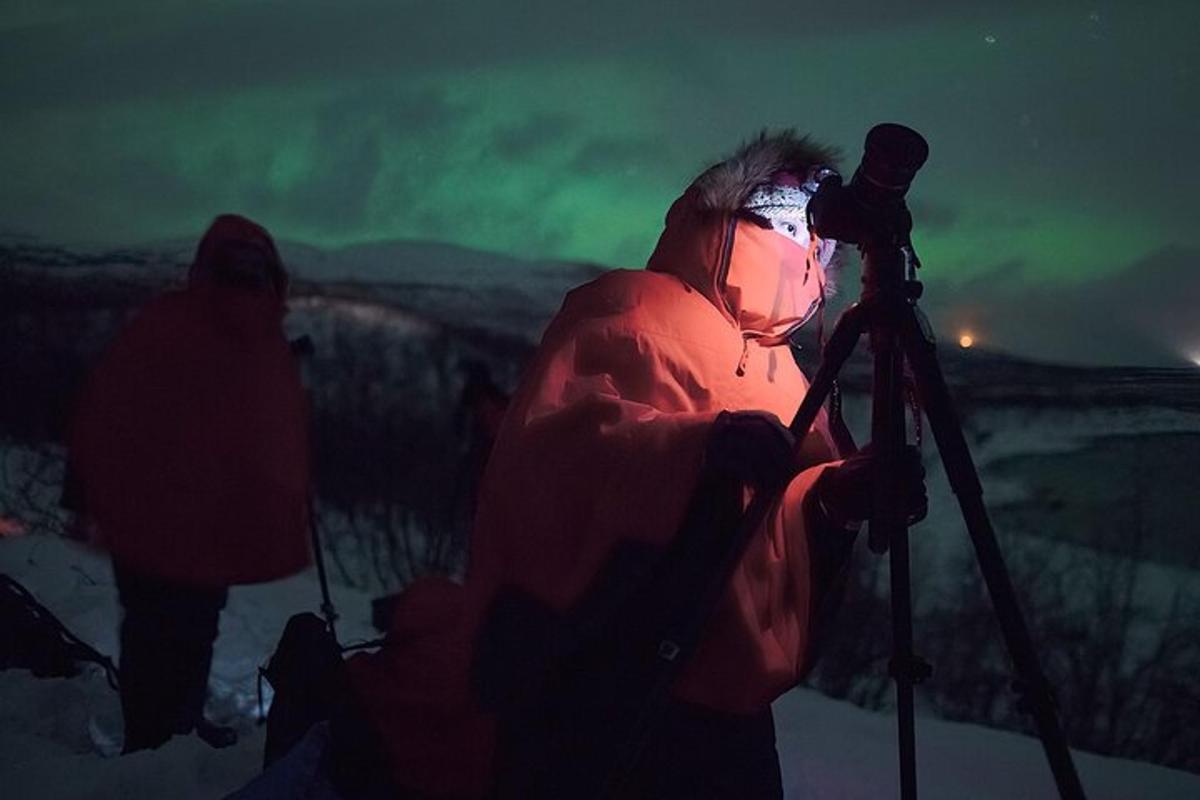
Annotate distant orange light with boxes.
[959,334,975,349]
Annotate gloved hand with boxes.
[814,444,928,529]
[704,410,797,490]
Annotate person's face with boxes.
[760,210,838,314]
[743,179,837,303]
[724,215,835,339]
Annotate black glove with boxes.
[814,444,927,529]
[704,410,797,491]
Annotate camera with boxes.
[807,123,929,246]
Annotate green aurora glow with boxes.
[3,1,1198,363]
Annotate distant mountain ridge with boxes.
[0,233,604,287]
[0,234,604,340]
[4,235,1199,415]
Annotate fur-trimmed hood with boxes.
[646,131,841,338]
[691,130,840,214]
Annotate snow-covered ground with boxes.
[0,532,377,799]
[3,533,1198,799]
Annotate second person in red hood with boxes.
[67,214,311,753]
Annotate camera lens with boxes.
[852,124,929,210]
[807,124,928,244]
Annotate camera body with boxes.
[807,123,929,246]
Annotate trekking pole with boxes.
[309,494,339,643]
[291,334,339,643]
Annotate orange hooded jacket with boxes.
[347,133,845,797]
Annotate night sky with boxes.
[4,1,1198,366]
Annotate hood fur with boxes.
[694,130,845,297]
[691,130,841,213]
[646,131,845,327]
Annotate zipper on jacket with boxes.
[715,214,738,321]
[718,214,747,378]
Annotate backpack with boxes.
[0,573,119,690]
[259,612,343,768]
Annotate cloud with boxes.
[269,86,465,232]
[278,129,383,232]
[907,199,959,232]
[568,136,674,177]
[0,1,1074,114]
[490,114,576,161]
[921,246,1200,367]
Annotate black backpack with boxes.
[259,612,343,768]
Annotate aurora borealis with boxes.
[3,1,1198,365]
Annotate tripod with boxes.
[786,230,1087,799]
[605,243,1088,800]
[600,125,1085,800]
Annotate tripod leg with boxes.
[868,317,920,800]
[786,302,868,439]
[898,309,1087,800]
[308,495,339,643]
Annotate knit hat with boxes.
[742,170,838,274]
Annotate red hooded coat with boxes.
[348,134,844,797]
[69,215,311,586]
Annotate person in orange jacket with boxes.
[66,214,312,753]
[235,132,927,800]
[331,131,928,800]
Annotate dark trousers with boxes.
[494,698,783,800]
[113,561,227,752]
[629,701,783,799]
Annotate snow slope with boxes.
[3,533,1198,800]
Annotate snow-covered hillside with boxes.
[3,533,1199,800]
